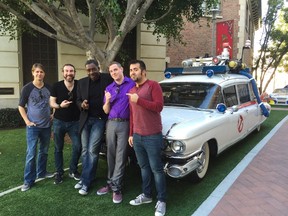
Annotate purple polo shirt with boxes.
[104,76,135,119]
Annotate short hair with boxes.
[129,59,146,71]
[108,61,122,68]
[85,59,99,67]
[62,63,76,72]
[31,63,45,73]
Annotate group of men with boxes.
[18,59,167,216]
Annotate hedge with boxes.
[0,108,25,129]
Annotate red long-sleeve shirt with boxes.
[129,80,163,136]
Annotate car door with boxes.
[222,85,246,145]
[236,83,260,134]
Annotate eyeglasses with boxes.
[115,86,120,94]
[68,91,73,101]
[39,90,43,99]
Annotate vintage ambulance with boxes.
[160,41,270,181]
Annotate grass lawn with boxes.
[0,109,287,216]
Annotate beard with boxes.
[64,75,74,82]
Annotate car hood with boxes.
[161,106,215,139]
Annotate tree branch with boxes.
[86,0,98,38]
[143,0,174,23]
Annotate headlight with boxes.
[171,140,186,153]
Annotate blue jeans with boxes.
[24,126,51,185]
[81,117,105,187]
[53,118,81,175]
[133,133,166,202]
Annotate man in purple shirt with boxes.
[96,61,135,204]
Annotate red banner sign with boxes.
[216,20,234,58]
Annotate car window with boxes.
[223,85,238,107]
[160,82,223,109]
[237,84,251,103]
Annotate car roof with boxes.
[159,73,250,87]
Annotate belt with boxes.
[109,118,129,122]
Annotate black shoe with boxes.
[54,173,63,184]
[69,171,81,181]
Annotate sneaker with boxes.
[113,191,123,204]
[21,183,30,192]
[129,193,152,206]
[155,201,166,216]
[96,184,111,195]
[69,171,81,181]
[79,185,88,195]
[74,180,83,189]
[38,172,55,179]
[54,173,63,184]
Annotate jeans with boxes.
[24,126,51,185]
[133,133,166,202]
[53,118,81,175]
[106,120,129,192]
[81,117,105,187]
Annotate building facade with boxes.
[166,0,261,68]
[0,0,262,109]
[0,23,166,109]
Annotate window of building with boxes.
[201,1,222,17]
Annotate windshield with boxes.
[160,82,223,109]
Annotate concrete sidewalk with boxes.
[193,112,288,216]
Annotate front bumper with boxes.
[163,155,202,178]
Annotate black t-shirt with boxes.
[88,78,105,118]
[50,80,80,122]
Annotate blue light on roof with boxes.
[206,69,214,78]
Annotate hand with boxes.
[128,136,133,147]
[26,121,36,127]
[82,100,89,110]
[60,100,73,108]
[126,93,139,103]
[105,91,111,102]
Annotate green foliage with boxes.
[0,108,25,129]
[0,0,217,42]
[0,0,218,69]
[253,0,288,93]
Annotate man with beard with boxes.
[74,59,113,195]
[50,64,82,184]
[127,60,166,216]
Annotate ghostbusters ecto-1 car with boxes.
[160,41,270,181]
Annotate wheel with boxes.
[189,142,210,182]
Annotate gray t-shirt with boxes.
[19,82,51,128]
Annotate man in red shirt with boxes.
[127,60,166,216]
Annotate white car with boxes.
[160,64,271,181]
[270,88,288,105]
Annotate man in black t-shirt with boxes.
[50,64,81,184]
